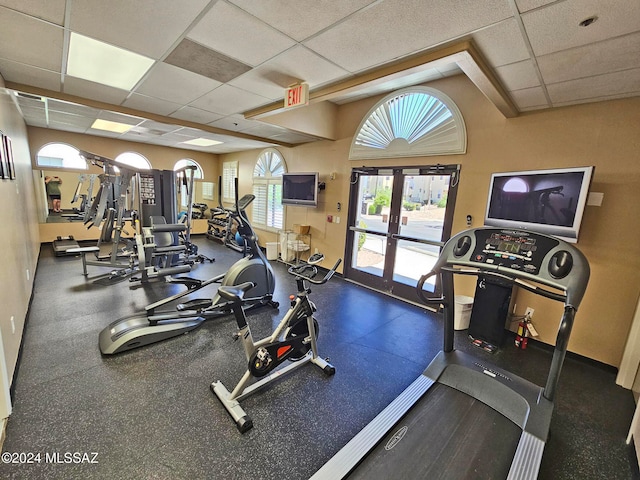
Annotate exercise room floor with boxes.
[1,237,638,479]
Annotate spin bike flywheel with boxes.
[285,317,319,361]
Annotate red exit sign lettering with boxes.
[284,83,309,109]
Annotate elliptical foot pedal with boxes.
[169,276,203,289]
[177,298,214,311]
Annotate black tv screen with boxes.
[282,172,318,207]
[484,166,594,242]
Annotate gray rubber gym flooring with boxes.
[0,237,637,479]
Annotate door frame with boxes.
[343,164,460,304]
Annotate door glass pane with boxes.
[351,232,387,278]
[393,174,450,291]
[354,174,394,234]
[351,174,394,277]
[393,239,439,290]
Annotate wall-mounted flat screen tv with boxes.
[484,166,594,243]
[282,172,318,207]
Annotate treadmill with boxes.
[311,227,589,480]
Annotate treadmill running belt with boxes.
[349,382,521,480]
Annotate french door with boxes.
[344,165,459,304]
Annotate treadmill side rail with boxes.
[507,432,545,480]
[309,375,435,480]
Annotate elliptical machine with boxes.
[211,256,341,433]
[98,180,279,355]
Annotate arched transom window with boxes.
[115,151,151,170]
[349,87,467,160]
[36,143,86,169]
[252,148,286,231]
[174,159,204,207]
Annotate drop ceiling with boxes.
[0,0,638,154]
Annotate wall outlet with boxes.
[525,307,535,319]
[335,216,340,224]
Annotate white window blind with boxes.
[252,149,286,231]
[222,161,238,203]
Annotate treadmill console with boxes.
[468,229,559,276]
[439,227,590,307]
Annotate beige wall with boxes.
[0,78,40,402]
[225,74,640,367]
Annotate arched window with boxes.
[36,143,86,169]
[349,87,466,160]
[174,159,203,179]
[252,148,286,231]
[174,159,204,207]
[115,151,151,170]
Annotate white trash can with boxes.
[454,295,474,330]
[266,242,278,261]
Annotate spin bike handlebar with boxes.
[288,259,342,285]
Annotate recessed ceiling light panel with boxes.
[91,119,133,133]
[183,137,223,146]
[67,32,154,90]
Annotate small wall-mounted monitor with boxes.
[282,172,319,207]
[484,166,594,243]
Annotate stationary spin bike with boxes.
[211,256,341,433]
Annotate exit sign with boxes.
[284,83,309,109]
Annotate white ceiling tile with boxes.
[538,32,640,85]
[188,1,296,67]
[209,114,257,131]
[510,85,549,109]
[69,0,211,58]
[48,111,94,128]
[135,62,221,104]
[0,1,66,25]
[189,84,271,116]
[63,76,130,105]
[229,45,351,100]
[18,104,45,117]
[136,120,181,134]
[122,93,183,116]
[49,122,89,133]
[47,99,100,117]
[0,9,63,71]
[0,60,61,91]
[547,67,640,104]
[303,0,513,73]
[472,19,531,67]
[522,0,640,56]
[552,90,640,108]
[170,106,224,125]
[228,0,376,41]
[495,59,540,91]
[514,0,556,14]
